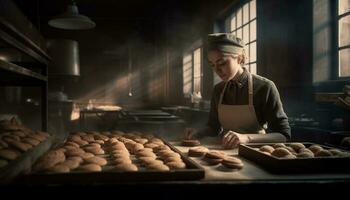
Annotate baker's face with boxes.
[208,50,241,81]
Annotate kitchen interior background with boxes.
[0,0,349,144]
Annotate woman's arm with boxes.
[244,133,286,143]
[222,80,290,149]
[262,81,291,140]
[222,131,286,149]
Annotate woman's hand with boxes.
[222,131,250,149]
[184,128,198,139]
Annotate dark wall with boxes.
[40,0,319,116]
[40,1,234,108]
[42,20,167,108]
[257,0,314,116]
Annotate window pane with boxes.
[339,15,350,47]
[250,63,257,74]
[183,54,193,94]
[243,3,249,24]
[250,0,256,20]
[243,25,249,45]
[193,48,201,94]
[250,41,257,62]
[250,19,257,41]
[225,17,231,32]
[237,28,242,39]
[339,0,350,15]
[194,78,200,94]
[246,44,250,63]
[339,48,350,77]
[231,15,236,31]
[237,8,242,28]
[193,48,201,79]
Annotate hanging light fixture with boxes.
[48,0,95,30]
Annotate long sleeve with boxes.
[262,81,291,140]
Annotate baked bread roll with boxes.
[308,145,323,155]
[146,163,170,171]
[49,164,70,173]
[34,150,65,171]
[181,139,201,147]
[0,149,19,160]
[259,145,274,154]
[188,146,209,157]
[271,147,291,158]
[114,163,138,171]
[221,157,244,169]
[78,164,102,172]
[288,143,305,152]
[84,156,107,166]
[166,161,186,169]
[22,137,40,146]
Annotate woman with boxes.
[185,33,290,149]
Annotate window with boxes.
[193,48,202,95]
[214,0,257,85]
[230,0,257,75]
[183,48,202,97]
[183,53,193,96]
[338,0,350,77]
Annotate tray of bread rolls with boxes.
[0,118,53,183]
[239,142,350,174]
[20,131,204,184]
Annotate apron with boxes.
[218,73,265,134]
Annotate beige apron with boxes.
[218,73,265,134]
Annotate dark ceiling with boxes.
[11,0,234,50]
[13,0,221,24]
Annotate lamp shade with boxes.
[47,39,80,76]
[48,5,95,30]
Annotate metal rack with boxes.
[0,0,50,131]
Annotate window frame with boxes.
[213,0,257,82]
[182,40,203,97]
[193,47,203,96]
[228,1,257,71]
[182,51,193,96]
[334,0,350,79]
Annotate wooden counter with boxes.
[10,137,350,190]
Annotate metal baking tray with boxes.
[0,135,54,183]
[18,139,205,184]
[239,142,350,174]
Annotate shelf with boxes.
[0,0,48,131]
[0,59,47,85]
[0,0,50,65]
[0,18,50,64]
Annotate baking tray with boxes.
[239,142,350,174]
[0,135,54,184]
[18,139,205,184]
